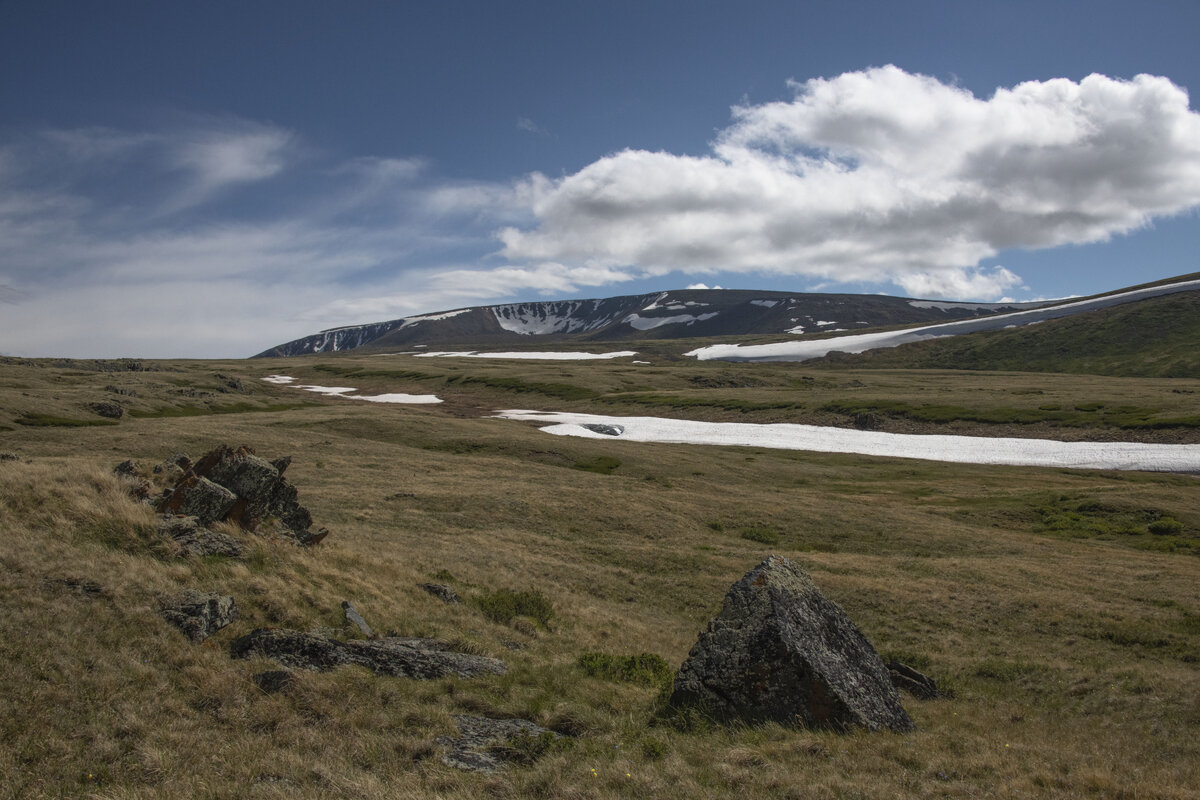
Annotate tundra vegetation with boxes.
[1,315,1198,799]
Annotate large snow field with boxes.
[687,277,1200,362]
[495,410,1200,473]
[412,350,637,360]
[261,375,442,404]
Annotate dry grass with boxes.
[1,354,1198,798]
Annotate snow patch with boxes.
[493,411,1200,473]
[624,312,719,331]
[261,375,296,384]
[400,309,470,328]
[751,300,779,308]
[260,376,441,404]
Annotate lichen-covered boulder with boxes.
[156,516,245,558]
[669,555,913,732]
[159,591,238,642]
[159,475,237,526]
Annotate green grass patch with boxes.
[474,588,555,627]
[129,402,312,419]
[15,413,118,428]
[739,526,781,545]
[572,455,621,474]
[449,374,598,401]
[577,651,674,689]
[600,393,804,414]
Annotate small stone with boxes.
[886,660,940,700]
[582,424,624,436]
[113,459,139,477]
[342,601,375,638]
[419,583,462,604]
[160,591,238,642]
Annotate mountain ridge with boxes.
[255,288,1052,358]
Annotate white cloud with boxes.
[499,67,1200,299]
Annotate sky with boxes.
[2,0,1199,358]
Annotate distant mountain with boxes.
[254,289,1050,357]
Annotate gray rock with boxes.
[582,423,624,436]
[669,555,913,732]
[160,591,238,642]
[113,459,139,477]
[0,452,19,462]
[89,401,124,419]
[886,660,939,700]
[342,601,375,637]
[419,583,462,604]
[439,715,563,772]
[230,628,507,679]
[156,515,245,558]
[158,476,238,526]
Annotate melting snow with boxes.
[400,309,470,328]
[751,300,780,308]
[494,411,1200,473]
[261,377,442,404]
[689,278,1200,362]
[413,350,636,360]
[624,312,719,331]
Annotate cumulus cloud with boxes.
[499,66,1200,298]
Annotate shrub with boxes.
[577,652,674,689]
[1149,517,1184,536]
[475,588,554,627]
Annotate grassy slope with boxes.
[1,356,1199,799]
[820,291,1200,379]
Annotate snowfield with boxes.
[687,278,1200,362]
[494,410,1200,473]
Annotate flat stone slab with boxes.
[438,715,562,772]
[229,628,507,679]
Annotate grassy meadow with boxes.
[1,351,1198,799]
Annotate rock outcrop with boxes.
[159,591,238,642]
[439,715,564,772]
[230,628,507,679]
[157,445,328,545]
[669,555,913,732]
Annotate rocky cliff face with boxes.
[255,289,1043,357]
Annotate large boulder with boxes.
[230,628,507,679]
[159,475,237,525]
[669,555,913,732]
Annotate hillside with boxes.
[1,352,1199,798]
[816,291,1200,378]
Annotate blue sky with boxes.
[2,0,1199,357]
